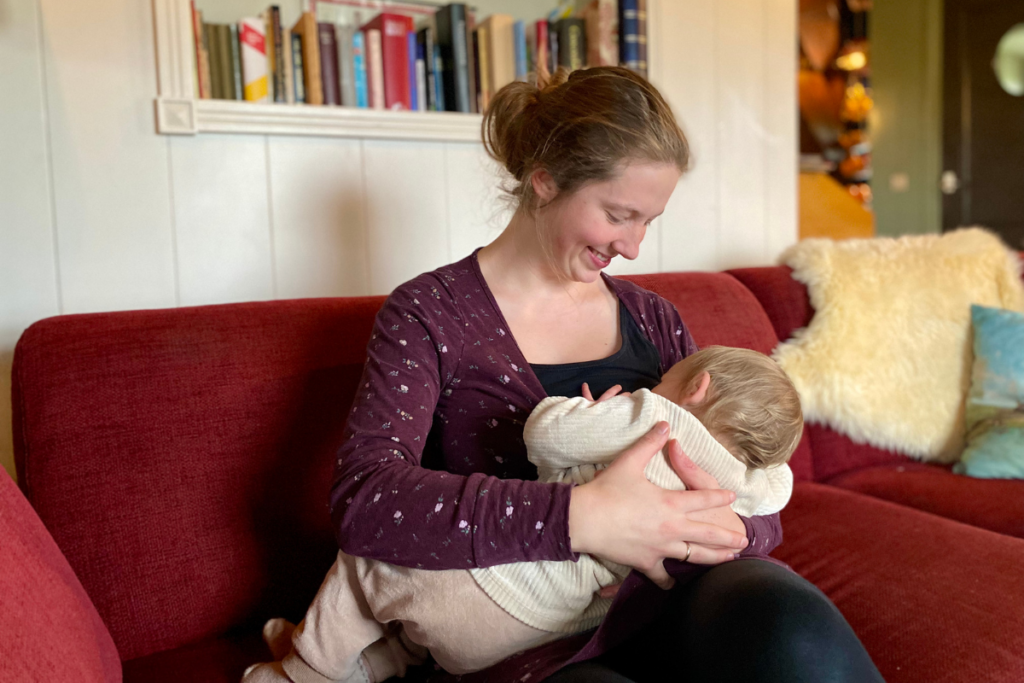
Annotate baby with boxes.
[244,346,803,683]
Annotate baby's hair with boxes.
[482,65,690,214]
[674,346,803,470]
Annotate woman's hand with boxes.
[568,422,748,590]
[665,439,747,540]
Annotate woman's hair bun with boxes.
[482,65,689,213]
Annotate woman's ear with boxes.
[679,371,710,406]
[530,167,559,203]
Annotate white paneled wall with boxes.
[0,0,797,478]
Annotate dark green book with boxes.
[554,18,586,71]
[229,24,243,100]
[217,25,236,100]
[205,22,223,99]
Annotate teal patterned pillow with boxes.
[954,304,1024,478]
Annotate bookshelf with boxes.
[152,0,657,141]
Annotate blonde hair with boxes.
[482,65,690,215]
[670,346,803,470]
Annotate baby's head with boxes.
[652,346,803,470]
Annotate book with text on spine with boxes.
[240,18,269,102]
[554,18,585,71]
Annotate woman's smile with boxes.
[587,246,613,269]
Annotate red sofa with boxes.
[5,267,1024,683]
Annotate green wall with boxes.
[870,0,944,236]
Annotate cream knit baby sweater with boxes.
[469,389,793,633]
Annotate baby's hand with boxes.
[581,383,631,403]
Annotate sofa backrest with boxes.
[12,270,811,661]
[727,263,1024,481]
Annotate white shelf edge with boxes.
[187,99,484,142]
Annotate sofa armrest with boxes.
[0,468,121,681]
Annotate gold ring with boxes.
[683,542,692,563]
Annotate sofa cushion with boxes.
[12,296,385,661]
[955,304,1024,479]
[776,482,1024,683]
[622,272,814,482]
[0,468,122,682]
[825,463,1024,539]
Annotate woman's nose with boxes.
[614,223,646,261]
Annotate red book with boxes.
[360,13,414,110]
[318,22,341,105]
[534,20,549,79]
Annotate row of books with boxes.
[190,1,648,113]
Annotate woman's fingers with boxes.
[666,439,721,490]
[669,487,736,513]
[641,560,675,590]
[670,518,748,550]
[612,421,671,473]
[666,541,740,566]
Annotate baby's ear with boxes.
[679,371,710,406]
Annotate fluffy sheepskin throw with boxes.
[774,228,1024,462]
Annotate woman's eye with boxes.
[606,212,623,224]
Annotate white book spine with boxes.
[239,18,269,103]
[367,28,385,110]
[415,58,427,112]
[337,24,356,107]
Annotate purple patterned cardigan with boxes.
[330,251,783,682]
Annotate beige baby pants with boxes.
[243,551,562,683]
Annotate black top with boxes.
[531,301,663,399]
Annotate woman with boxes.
[329,67,883,682]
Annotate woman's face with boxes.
[533,160,681,284]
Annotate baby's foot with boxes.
[262,618,297,660]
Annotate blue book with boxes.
[513,21,527,81]
[619,0,641,71]
[433,44,445,111]
[353,31,369,108]
[408,31,418,112]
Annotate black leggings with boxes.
[545,560,884,683]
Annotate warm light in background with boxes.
[836,50,866,70]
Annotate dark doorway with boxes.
[943,0,1024,248]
